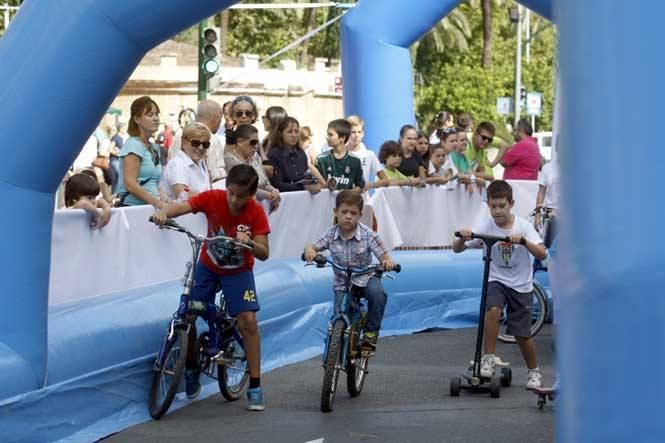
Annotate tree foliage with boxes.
[414,0,556,131]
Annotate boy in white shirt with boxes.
[453,180,547,389]
[536,156,560,247]
[346,115,387,188]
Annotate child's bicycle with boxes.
[147,218,252,419]
[302,254,401,412]
[497,206,555,344]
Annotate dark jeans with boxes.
[334,276,387,333]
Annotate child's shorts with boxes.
[486,280,532,338]
[191,261,260,316]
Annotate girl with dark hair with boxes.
[261,106,288,153]
[64,172,112,229]
[267,117,324,193]
[396,124,426,179]
[428,111,454,144]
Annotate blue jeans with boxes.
[334,276,387,333]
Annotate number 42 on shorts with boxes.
[243,290,256,302]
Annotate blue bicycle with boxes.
[303,254,401,412]
[148,219,251,419]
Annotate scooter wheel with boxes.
[500,367,512,387]
[450,377,461,397]
[490,376,501,398]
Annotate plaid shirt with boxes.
[314,222,389,290]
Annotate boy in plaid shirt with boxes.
[304,190,396,350]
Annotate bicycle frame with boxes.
[153,220,250,368]
[318,258,383,368]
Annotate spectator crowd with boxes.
[61,94,550,229]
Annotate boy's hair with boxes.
[128,96,160,137]
[335,189,364,212]
[236,124,259,141]
[475,121,496,136]
[298,126,312,144]
[429,143,445,155]
[328,118,352,144]
[487,180,513,202]
[64,173,100,207]
[346,115,364,130]
[416,129,428,140]
[226,164,259,195]
[378,140,402,164]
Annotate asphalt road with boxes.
[105,326,555,443]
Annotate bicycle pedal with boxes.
[360,349,375,357]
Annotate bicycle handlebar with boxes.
[301,253,401,274]
[149,217,253,250]
[454,231,526,246]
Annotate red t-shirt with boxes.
[189,190,270,275]
[502,137,541,180]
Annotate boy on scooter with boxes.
[453,180,547,389]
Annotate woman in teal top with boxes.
[116,96,165,208]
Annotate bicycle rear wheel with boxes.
[497,282,548,344]
[217,331,249,401]
[321,319,345,412]
[149,327,188,419]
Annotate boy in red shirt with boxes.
[152,164,270,411]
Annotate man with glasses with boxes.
[465,121,510,181]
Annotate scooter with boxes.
[449,232,518,398]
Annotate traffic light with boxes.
[201,26,220,76]
[520,87,527,102]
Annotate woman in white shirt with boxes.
[161,122,212,202]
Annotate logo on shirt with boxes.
[345,166,350,174]
[498,241,514,266]
[207,227,245,269]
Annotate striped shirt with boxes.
[314,223,389,290]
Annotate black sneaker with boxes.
[185,369,201,399]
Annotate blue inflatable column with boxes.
[0,0,238,400]
[553,1,665,441]
[340,0,461,150]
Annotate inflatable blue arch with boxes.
[0,0,661,441]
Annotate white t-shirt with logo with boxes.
[349,143,383,184]
[469,215,542,292]
[538,161,560,210]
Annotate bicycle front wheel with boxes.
[218,332,249,401]
[149,327,188,419]
[321,319,345,412]
[346,355,368,397]
[497,282,548,344]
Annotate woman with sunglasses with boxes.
[116,96,166,208]
[161,122,212,202]
[225,124,280,212]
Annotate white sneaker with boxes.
[526,369,543,389]
[480,354,495,378]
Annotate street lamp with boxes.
[509,4,523,127]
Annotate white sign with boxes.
[526,92,542,116]
[496,97,513,116]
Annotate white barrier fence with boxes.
[49,181,538,306]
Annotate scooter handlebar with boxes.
[454,231,526,245]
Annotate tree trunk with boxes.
[299,0,318,67]
[481,0,492,68]
[219,10,230,56]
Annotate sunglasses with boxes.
[188,139,211,149]
[480,135,494,143]
[235,110,254,118]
